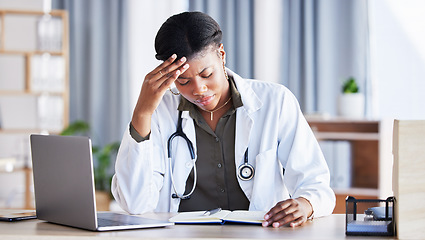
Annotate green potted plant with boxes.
[60,121,119,210]
[338,77,365,118]
[342,77,359,94]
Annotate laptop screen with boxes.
[31,134,98,230]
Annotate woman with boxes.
[112,11,335,228]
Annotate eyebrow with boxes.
[178,67,211,79]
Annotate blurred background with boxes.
[0,0,424,212]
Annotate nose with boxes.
[192,78,208,95]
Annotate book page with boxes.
[223,211,266,224]
[169,210,231,223]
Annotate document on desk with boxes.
[169,210,266,225]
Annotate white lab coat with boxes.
[112,69,335,217]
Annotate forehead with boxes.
[182,49,220,74]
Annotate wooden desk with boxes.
[0,213,394,239]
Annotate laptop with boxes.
[30,134,173,231]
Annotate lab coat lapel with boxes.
[232,70,262,159]
[231,70,262,200]
[235,109,252,168]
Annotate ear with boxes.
[218,43,226,64]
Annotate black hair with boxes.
[154,11,223,61]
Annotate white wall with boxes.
[0,0,43,10]
[370,0,425,120]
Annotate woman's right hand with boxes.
[131,54,189,138]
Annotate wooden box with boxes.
[393,120,425,239]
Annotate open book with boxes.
[169,210,266,225]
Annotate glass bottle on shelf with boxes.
[37,14,63,52]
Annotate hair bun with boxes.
[155,11,222,61]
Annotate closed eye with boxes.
[177,79,189,86]
[202,73,213,79]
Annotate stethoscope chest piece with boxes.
[238,149,254,181]
[238,163,254,181]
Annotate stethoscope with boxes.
[168,111,255,200]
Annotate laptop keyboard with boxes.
[97,217,139,227]
[97,212,155,227]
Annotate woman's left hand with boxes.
[262,197,313,228]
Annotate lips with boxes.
[195,95,215,107]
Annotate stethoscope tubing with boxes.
[169,156,197,200]
[167,111,254,200]
[168,111,197,200]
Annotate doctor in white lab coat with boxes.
[112,11,335,228]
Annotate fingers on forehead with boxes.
[163,57,188,73]
[153,54,177,72]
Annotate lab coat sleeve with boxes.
[277,90,336,217]
[111,121,166,214]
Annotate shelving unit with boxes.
[307,118,393,213]
[0,9,69,209]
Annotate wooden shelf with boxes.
[333,187,380,197]
[0,50,64,55]
[0,90,65,96]
[0,128,60,134]
[313,132,380,141]
[0,9,66,16]
[307,117,380,133]
[307,118,391,214]
[333,188,382,214]
[0,9,69,209]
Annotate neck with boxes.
[203,96,232,121]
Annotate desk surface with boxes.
[0,213,394,240]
